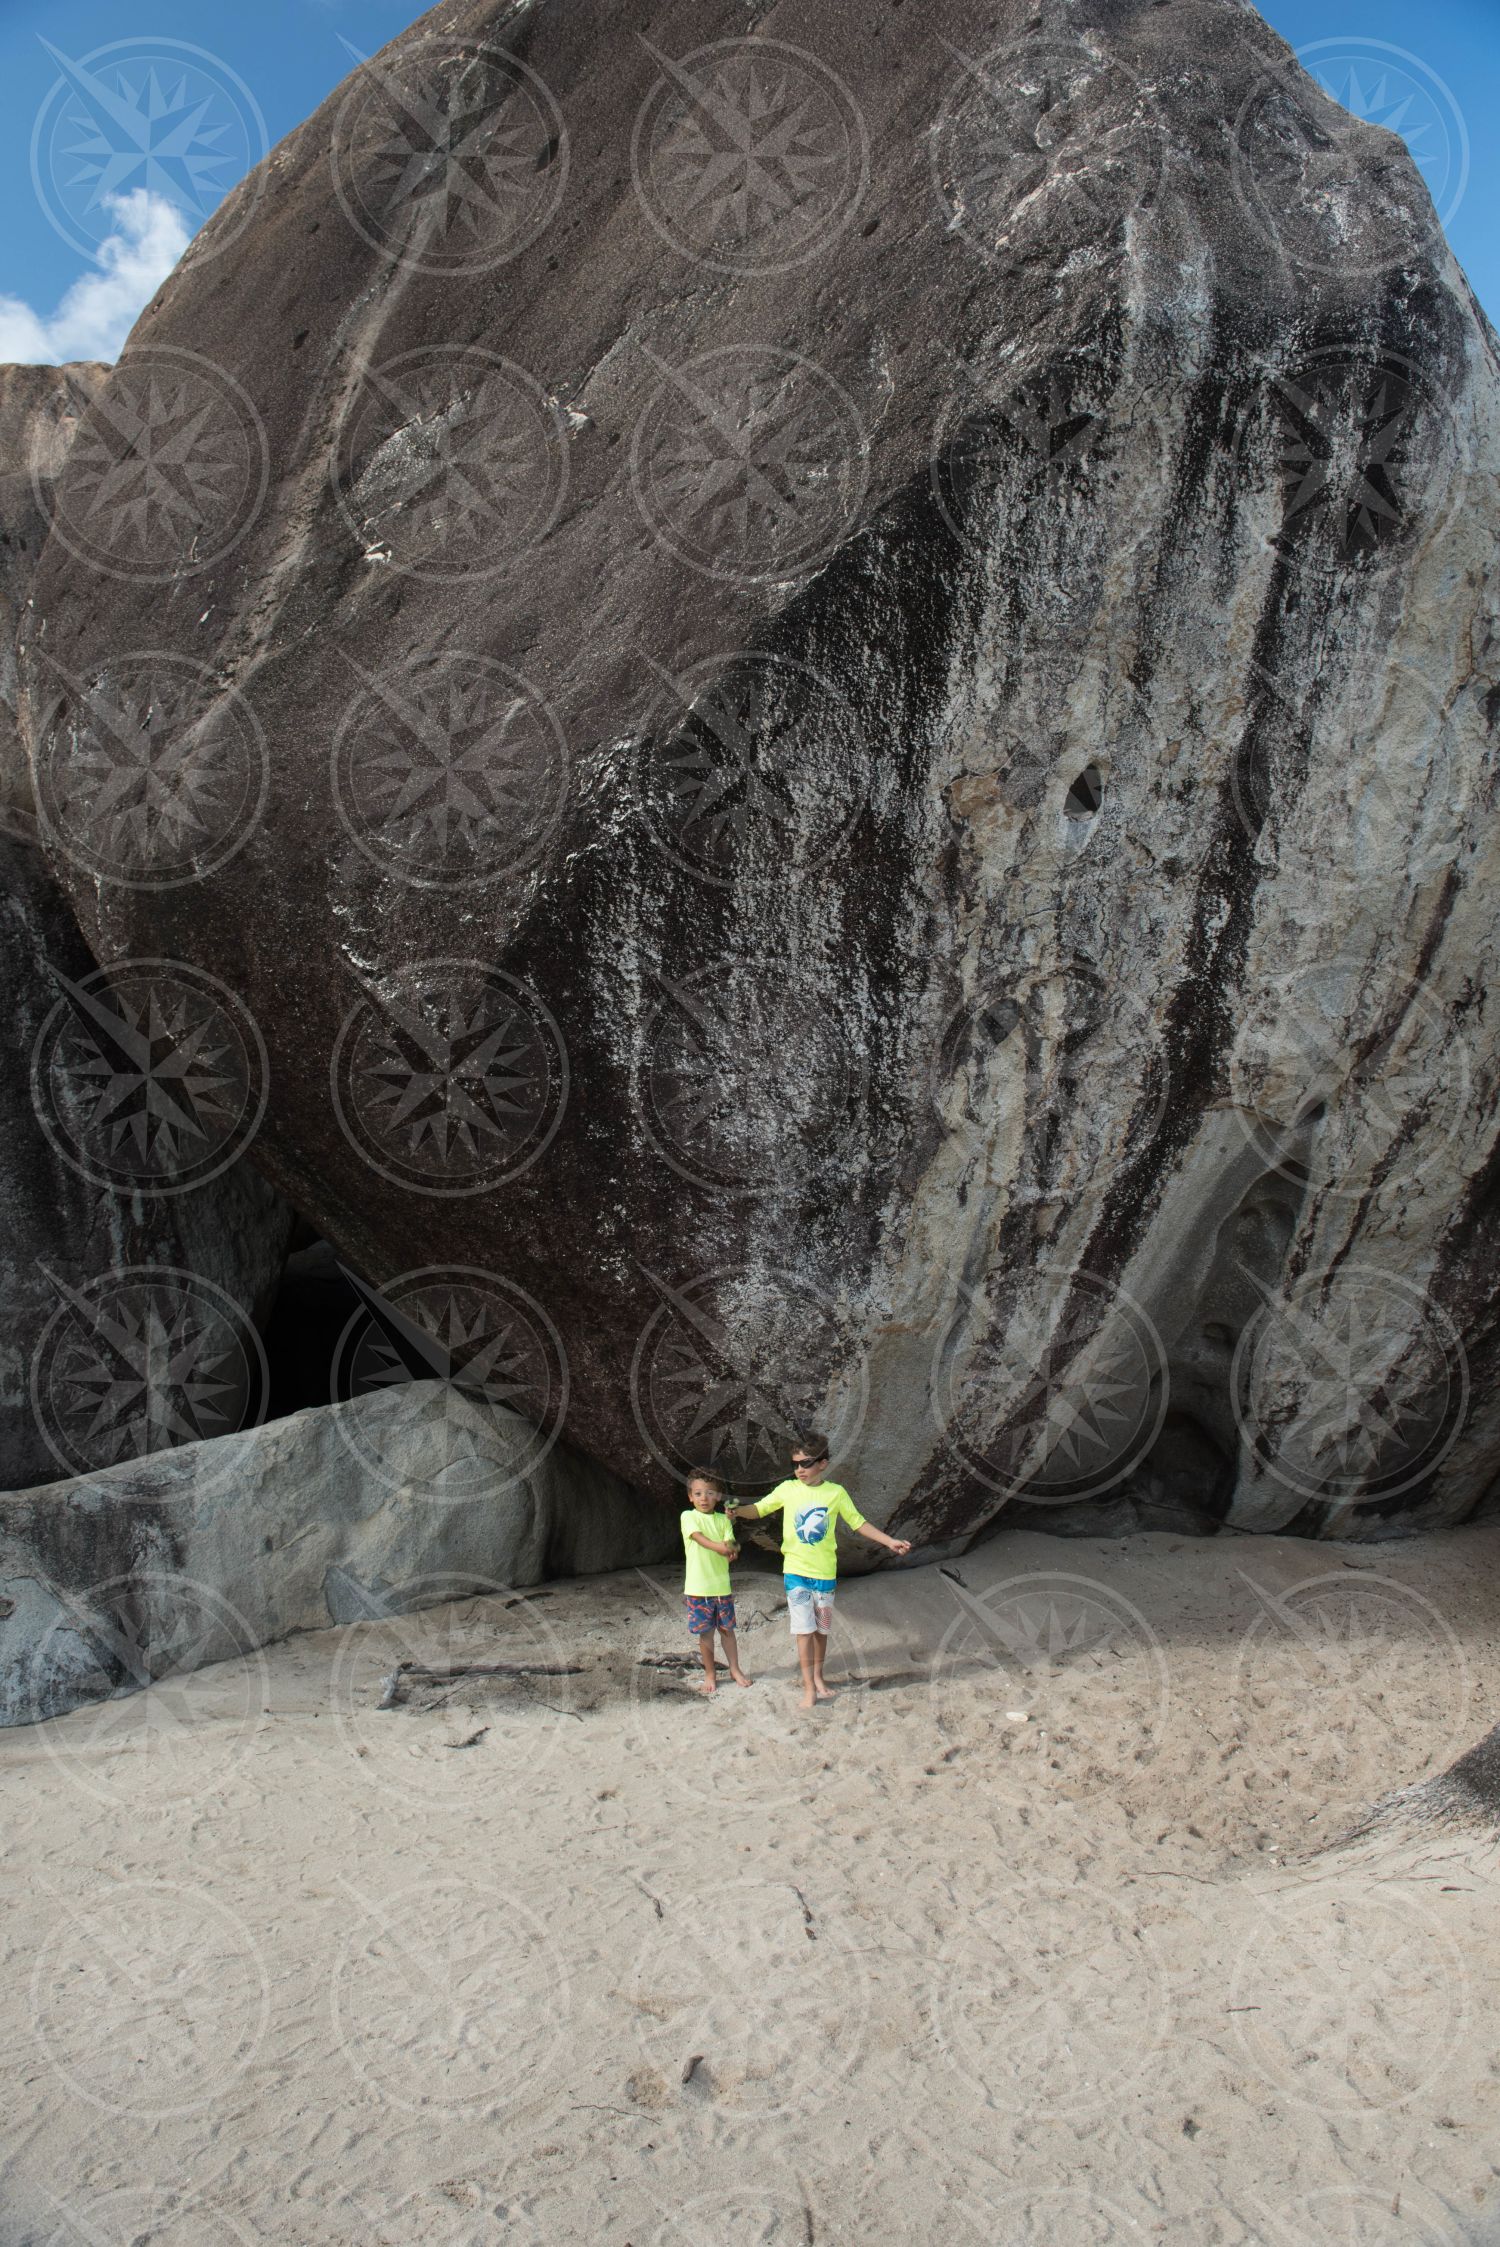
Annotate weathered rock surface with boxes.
[0,362,108,834]
[23,0,1500,1546]
[0,1377,675,1724]
[0,830,297,1492]
[1363,1718,1500,1837]
[1428,1726,1500,1824]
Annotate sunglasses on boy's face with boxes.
[791,1454,827,1470]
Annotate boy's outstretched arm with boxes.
[856,1522,913,1558]
[688,1530,739,1557]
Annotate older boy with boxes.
[731,1434,910,1708]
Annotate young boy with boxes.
[730,1433,910,1708]
[681,1467,752,1695]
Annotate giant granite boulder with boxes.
[0,830,298,1491]
[0,361,108,835]
[23,0,1500,1547]
[0,364,301,1492]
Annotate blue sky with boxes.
[0,0,1494,360]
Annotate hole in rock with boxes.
[1064,763,1103,819]
[262,1238,364,1421]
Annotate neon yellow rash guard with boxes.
[754,1481,865,1581]
[681,1509,734,1596]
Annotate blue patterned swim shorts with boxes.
[685,1594,736,1636]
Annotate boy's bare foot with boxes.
[694,1680,717,1695]
[799,1686,816,1710]
[813,1678,836,1700]
[729,1669,753,1687]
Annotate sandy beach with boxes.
[3,1523,1499,2245]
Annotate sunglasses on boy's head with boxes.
[791,1453,828,1470]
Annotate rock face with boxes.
[0,1379,677,1725]
[0,362,109,834]
[1428,1726,1500,1824]
[23,0,1500,1546]
[1,366,301,1496]
[0,830,297,1492]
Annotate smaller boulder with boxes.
[0,1377,672,1725]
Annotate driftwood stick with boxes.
[375,1658,584,1709]
[395,1661,584,1680]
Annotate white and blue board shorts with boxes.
[784,1574,835,1636]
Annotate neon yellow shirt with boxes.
[681,1509,734,1596]
[755,1480,865,1581]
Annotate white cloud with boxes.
[0,190,192,366]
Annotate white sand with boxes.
[3,1524,1499,2245]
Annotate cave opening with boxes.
[261,1234,365,1421]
